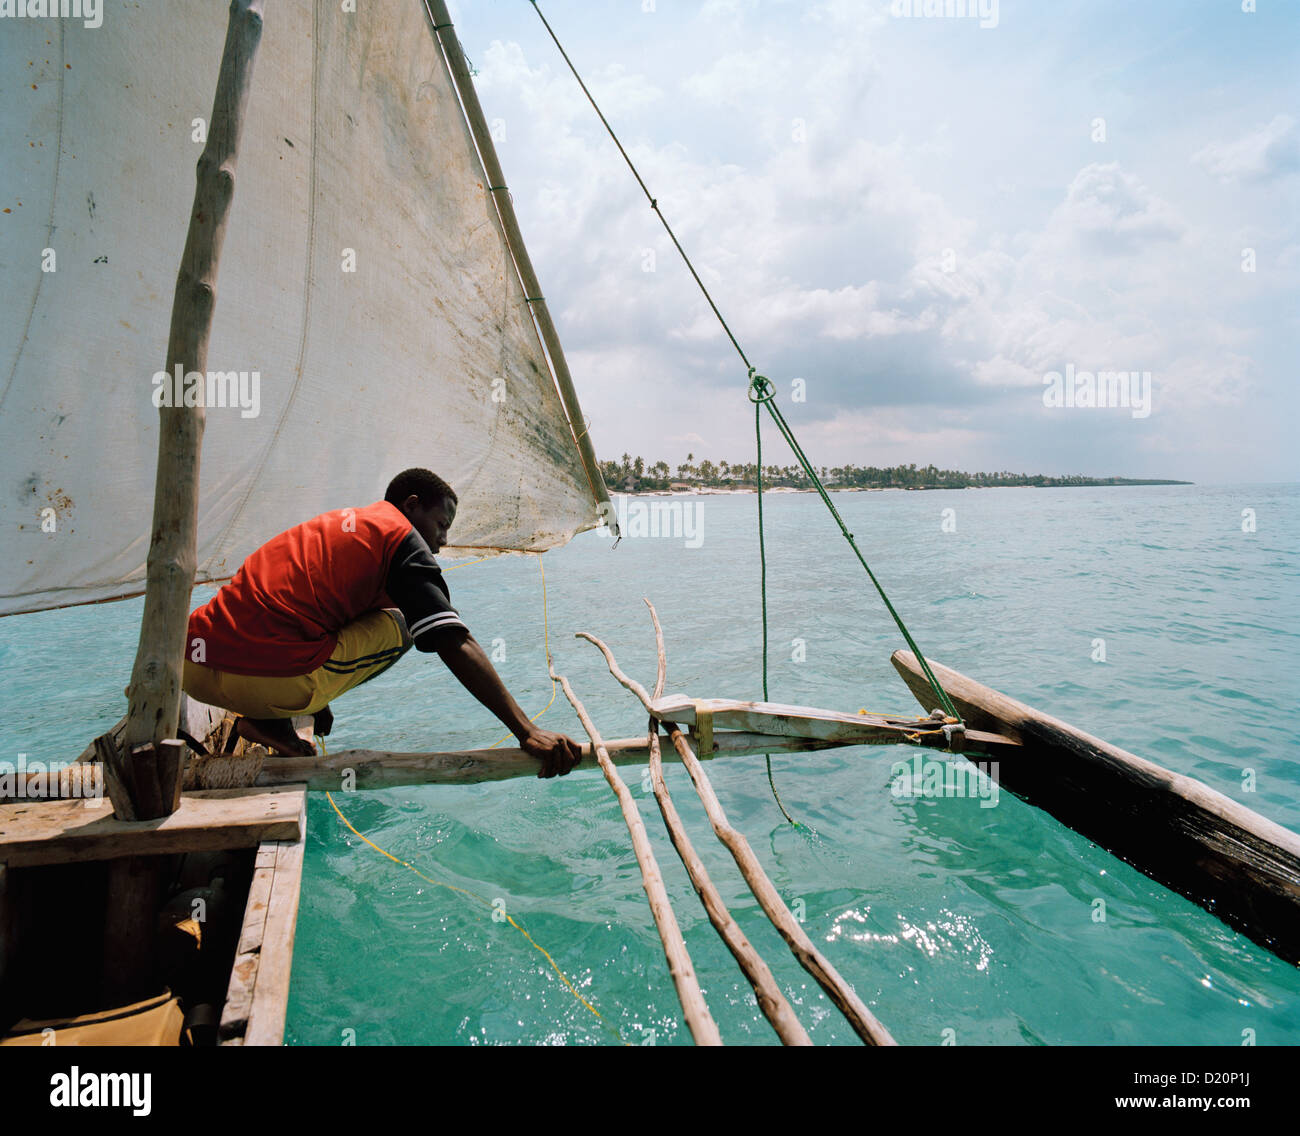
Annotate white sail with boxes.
[0,0,608,616]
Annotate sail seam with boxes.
[0,23,66,413]
[422,0,613,531]
[203,1,322,577]
[421,10,571,466]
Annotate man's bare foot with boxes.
[234,716,316,756]
[314,705,334,737]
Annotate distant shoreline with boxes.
[613,481,1193,496]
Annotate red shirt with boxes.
[188,500,465,677]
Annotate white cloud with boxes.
[1192,115,1299,183]
[454,4,1294,480]
[1040,163,1185,258]
[683,44,788,110]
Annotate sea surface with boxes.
[3,484,1298,1045]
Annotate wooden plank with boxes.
[652,693,962,747]
[251,732,849,790]
[243,833,306,1047]
[219,952,258,1045]
[219,838,279,1044]
[180,696,226,744]
[236,851,276,957]
[0,865,12,998]
[892,650,1300,963]
[0,786,305,868]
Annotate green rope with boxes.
[754,391,796,825]
[530,0,961,732]
[749,371,959,719]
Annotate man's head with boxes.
[385,468,457,553]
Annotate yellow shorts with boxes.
[182,609,411,719]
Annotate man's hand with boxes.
[435,633,584,777]
[520,727,584,778]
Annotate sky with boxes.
[447,0,1299,483]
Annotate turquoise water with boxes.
[3,484,1298,1044]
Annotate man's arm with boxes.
[435,630,583,778]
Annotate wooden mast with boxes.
[117,0,267,806]
[100,0,268,1005]
[423,0,618,537]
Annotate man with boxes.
[182,468,583,778]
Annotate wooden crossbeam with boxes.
[652,693,950,744]
[650,694,1019,756]
[0,786,305,868]
[251,731,844,790]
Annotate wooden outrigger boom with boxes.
[551,665,722,1045]
[576,602,898,1045]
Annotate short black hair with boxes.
[385,468,458,509]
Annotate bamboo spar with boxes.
[122,0,267,758]
[424,0,617,537]
[645,726,812,1045]
[636,601,810,1042]
[579,604,897,1046]
[549,665,721,1045]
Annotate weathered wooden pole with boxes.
[581,602,897,1046]
[636,604,811,1044]
[645,725,812,1044]
[115,0,266,812]
[550,664,721,1045]
[103,0,267,1005]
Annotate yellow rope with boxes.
[323,553,625,1042]
[442,555,491,574]
[489,556,556,748]
[323,790,613,1030]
